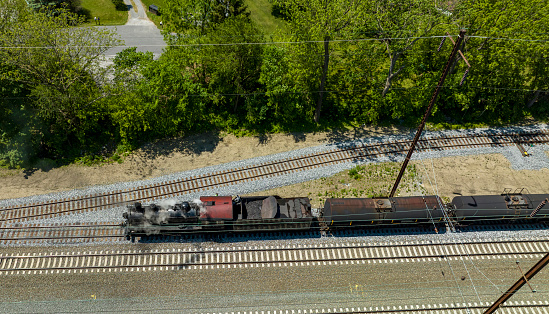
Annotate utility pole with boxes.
[389,29,466,197]
[484,253,549,314]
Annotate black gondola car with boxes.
[451,193,549,222]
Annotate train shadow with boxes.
[132,222,547,245]
[456,221,548,233]
[136,231,323,244]
[134,225,446,244]
[176,242,206,270]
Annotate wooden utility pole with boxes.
[389,29,466,197]
[484,253,549,314]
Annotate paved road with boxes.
[100,0,166,59]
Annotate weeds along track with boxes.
[1,131,548,224]
[1,238,547,274]
[0,222,124,246]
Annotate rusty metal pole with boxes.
[516,261,535,292]
[484,253,549,314]
[389,30,466,198]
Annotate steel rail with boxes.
[1,250,546,272]
[1,131,548,223]
[1,239,547,273]
[2,238,547,258]
[310,302,549,313]
[0,223,124,243]
[0,235,125,241]
[0,223,120,230]
[3,132,548,210]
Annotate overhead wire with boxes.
[415,132,509,304]
[0,35,451,49]
[416,133,507,303]
[0,85,546,101]
[413,145,471,307]
[2,33,549,49]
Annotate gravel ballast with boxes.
[1,124,548,227]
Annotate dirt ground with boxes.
[0,126,548,201]
[248,153,549,208]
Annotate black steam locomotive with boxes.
[123,195,314,239]
[122,191,549,240]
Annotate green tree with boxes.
[163,0,249,36]
[26,0,84,14]
[162,0,262,130]
[0,2,120,159]
[274,0,368,123]
[112,47,154,83]
[369,0,448,97]
[0,0,36,167]
[198,16,263,113]
[259,45,308,127]
[446,0,549,121]
[106,48,210,145]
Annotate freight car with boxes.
[323,192,549,229]
[122,191,549,240]
[322,196,447,228]
[122,195,314,240]
[450,193,549,224]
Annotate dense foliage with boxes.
[26,0,85,15]
[1,0,548,168]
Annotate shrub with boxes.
[112,0,127,11]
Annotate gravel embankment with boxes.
[1,124,548,227]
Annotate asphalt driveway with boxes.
[99,0,166,59]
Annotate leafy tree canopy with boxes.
[0,0,120,165]
[163,0,250,37]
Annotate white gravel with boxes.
[2,124,548,227]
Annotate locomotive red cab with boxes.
[199,196,234,220]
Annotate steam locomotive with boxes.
[122,191,549,240]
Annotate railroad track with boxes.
[197,301,549,314]
[1,131,548,224]
[1,238,547,275]
[0,222,124,245]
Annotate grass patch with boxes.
[244,0,287,36]
[140,0,167,28]
[139,0,287,34]
[79,0,128,26]
[245,162,427,209]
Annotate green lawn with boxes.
[140,0,167,28]
[79,0,128,26]
[244,0,287,36]
[139,0,287,35]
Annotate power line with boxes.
[0,35,449,49]
[1,85,546,101]
[468,36,549,43]
[2,34,549,49]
